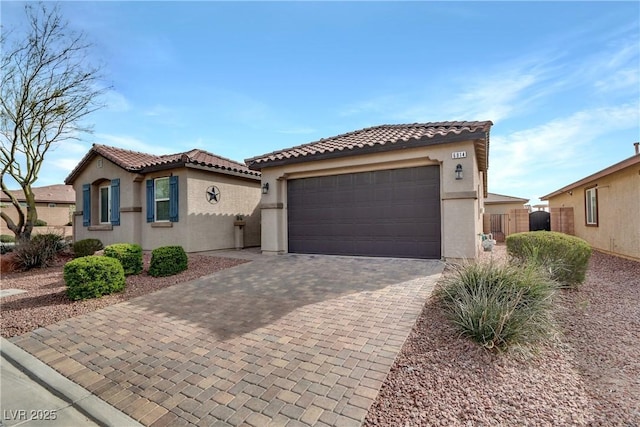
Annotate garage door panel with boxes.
[287,166,441,259]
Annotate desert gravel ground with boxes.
[0,253,247,338]
[365,246,640,426]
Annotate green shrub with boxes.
[104,243,143,276]
[506,231,592,287]
[64,256,125,300]
[34,219,47,226]
[12,238,59,270]
[435,262,557,351]
[0,234,15,243]
[149,245,188,277]
[72,238,104,258]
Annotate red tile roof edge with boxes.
[65,144,260,184]
[245,121,492,169]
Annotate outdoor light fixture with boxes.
[455,164,463,180]
[262,182,270,194]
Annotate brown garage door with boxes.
[287,166,441,259]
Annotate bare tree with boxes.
[1,3,107,242]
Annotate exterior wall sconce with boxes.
[262,182,269,194]
[455,164,463,180]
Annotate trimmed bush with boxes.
[104,243,143,276]
[34,219,47,226]
[435,262,557,351]
[506,231,592,287]
[149,245,188,277]
[0,234,15,243]
[72,238,104,258]
[64,256,125,300]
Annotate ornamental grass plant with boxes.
[436,261,557,352]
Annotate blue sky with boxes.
[3,1,639,205]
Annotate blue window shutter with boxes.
[146,179,154,223]
[110,179,120,226]
[169,175,179,222]
[82,184,91,226]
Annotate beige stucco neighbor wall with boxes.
[259,140,485,260]
[547,165,640,261]
[1,203,74,236]
[72,156,261,252]
[484,202,526,215]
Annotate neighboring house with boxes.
[245,121,493,260]
[1,184,75,235]
[541,144,640,261]
[65,144,262,252]
[482,193,530,242]
[483,193,529,215]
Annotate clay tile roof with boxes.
[1,184,75,203]
[245,121,493,170]
[65,144,259,184]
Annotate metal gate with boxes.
[529,211,551,231]
[489,214,507,242]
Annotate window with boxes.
[48,203,57,208]
[146,176,178,223]
[585,186,598,226]
[82,180,119,227]
[99,185,111,224]
[155,177,170,221]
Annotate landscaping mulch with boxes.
[0,253,247,338]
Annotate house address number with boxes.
[452,151,467,159]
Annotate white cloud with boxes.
[53,157,85,173]
[93,133,174,154]
[102,90,132,112]
[489,103,640,198]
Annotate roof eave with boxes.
[247,130,489,171]
[541,154,640,200]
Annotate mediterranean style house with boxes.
[541,143,640,261]
[65,144,261,252]
[246,121,493,260]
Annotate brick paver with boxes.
[10,253,443,425]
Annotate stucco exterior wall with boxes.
[71,156,261,253]
[484,202,526,215]
[547,165,640,260]
[259,140,484,260]
[182,168,261,252]
[1,203,74,236]
[71,155,141,247]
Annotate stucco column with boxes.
[259,171,286,255]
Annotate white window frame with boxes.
[585,186,598,226]
[99,185,111,224]
[154,177,170,222]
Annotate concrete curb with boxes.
[1,337,142,427]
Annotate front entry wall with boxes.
[287,166,441,259]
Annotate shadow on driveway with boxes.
[132,254,442,341]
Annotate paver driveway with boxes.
[10,254,443,426]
